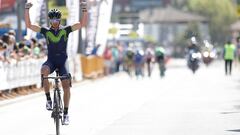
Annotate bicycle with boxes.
[41,69,71,135]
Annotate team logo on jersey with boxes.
[46,29,67,44]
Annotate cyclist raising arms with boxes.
[24,0,88,125]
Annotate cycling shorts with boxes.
[42,60,69,77]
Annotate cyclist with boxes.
[24,0,88,125]
[155,46,166,77]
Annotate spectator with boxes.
[8,35,17,59]
[1,34,12,62]
[8,30,16,36]
[0,40,7,61]
[103,45,112,75]
[134,49,145,79]
[18,42,31,59]
[8,31,19,59]
[33,43,41,58]
[91,44,101,55]
[0,31,48,61]
[111,45,119,73]
[2,33,10,44]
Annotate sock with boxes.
[45,92,51,101]
[64,107,68,115]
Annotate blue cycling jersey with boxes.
[40,26,72,64]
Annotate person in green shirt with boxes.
[155,46,166,77]
[223,40,236,75]
[33,44,40,58]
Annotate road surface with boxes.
[1,60,240,135]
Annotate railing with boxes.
[0,58,45,90]
[0,55,85,91]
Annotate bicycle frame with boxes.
[41,70,71,135]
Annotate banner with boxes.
[27,0,45,38]
[66,0,79,58]
[95,0,113,55]
[86,4,98,55]
[39,1,48,27]
[66,0,82,81]
[85,0,113,55]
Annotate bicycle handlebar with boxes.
[42,76,69,80]
[41,74,72,88]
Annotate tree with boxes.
[172,22,201,57]
[187,0,238,44]
[56,0,65,6]
[184,22,202,41]
[171,0,188,10]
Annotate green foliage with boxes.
[172,22,201,57]
[172,33,187,57]
[143,35,157,43]
[171,0,188,10]
[187,0,238,44]
[184,22,201,40]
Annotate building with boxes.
[111,0,166,41]
[112,0,165,24]
[230,20,240,42]
[139,7,209,46]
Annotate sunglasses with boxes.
[50,19,61,23]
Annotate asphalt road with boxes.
[1,59,240,135]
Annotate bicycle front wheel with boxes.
[54,90,60,135]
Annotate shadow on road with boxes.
[226,129,240,132]
[220,111,240,114]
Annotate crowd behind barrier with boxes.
[0,54,103,92]
[0,30,97,94]
[0,30,99,94]
[0,30,171,100]
[0,55,83,91]
[0,30,49,93]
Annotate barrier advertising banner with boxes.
[27,0,45,38]
[66,0,79,58]
[85,0,113,55]
[95,0,113,55]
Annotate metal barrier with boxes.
[0,58,46,91]
[0,55,83,91]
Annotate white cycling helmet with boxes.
[191,36,197,44]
